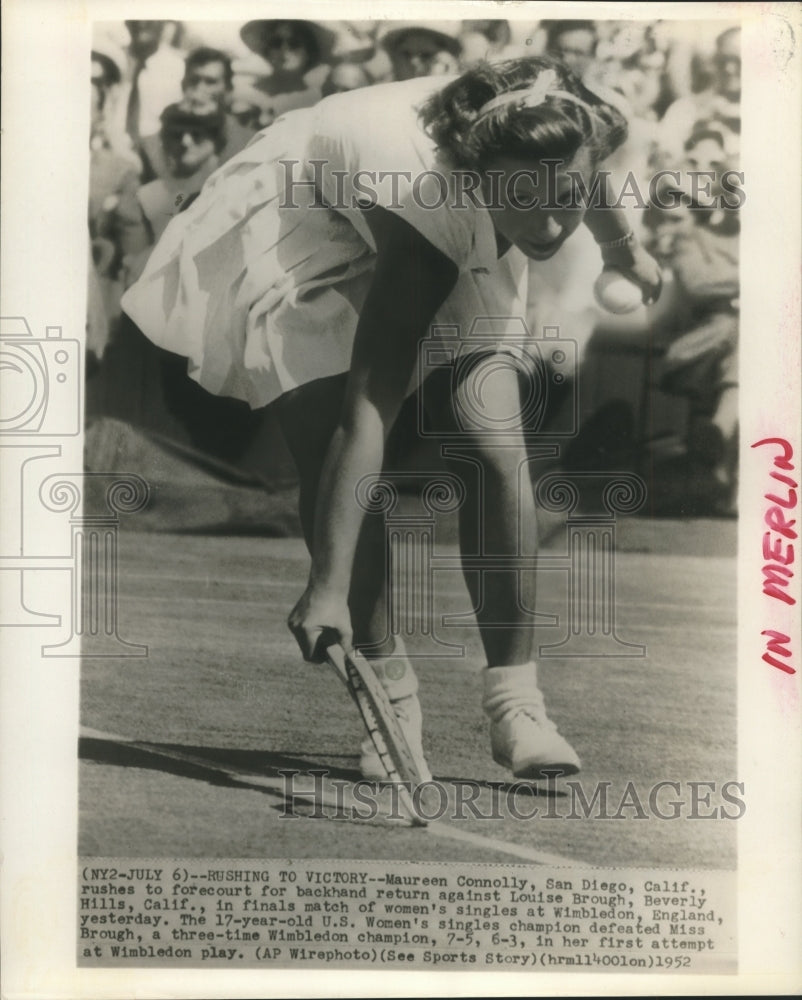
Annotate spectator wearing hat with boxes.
[141,47,256,179]
[378,22,462,81]
[116,103,227,287]
[239,19,335,128]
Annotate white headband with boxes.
[475,68,598,126]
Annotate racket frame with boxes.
[326,643,430,827]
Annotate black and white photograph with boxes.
[1,1,800,996]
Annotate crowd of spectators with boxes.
[88,18,741,514]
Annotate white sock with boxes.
[482,662,541,721]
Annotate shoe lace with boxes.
[505,690,558,731]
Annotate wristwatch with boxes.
[596,231,635,250]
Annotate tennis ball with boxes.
[593,269,644,314]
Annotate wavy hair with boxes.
[419,57,628,170]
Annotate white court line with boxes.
[425,821,583,867]
[80,726,585,867]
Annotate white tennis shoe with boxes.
[357,649,432,783]
[483,663,580,779]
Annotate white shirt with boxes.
[111,45,185,141]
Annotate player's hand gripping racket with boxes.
[325,643,430,827]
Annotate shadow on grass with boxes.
[78,735,371,822]
[79,736,567,821]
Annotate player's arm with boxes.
[582,173,663,304]
[288,206,458,660]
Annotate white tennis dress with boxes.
[121,76,529,409]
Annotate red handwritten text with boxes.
[752,438,797,674]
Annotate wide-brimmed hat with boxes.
[240,20,336,69]
[378,21,462,59]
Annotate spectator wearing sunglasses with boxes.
[115,103,226,287]
[238,19,335,128]
[141,47,256,179]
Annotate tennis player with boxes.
[122,57,662,781]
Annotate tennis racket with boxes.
[326,643,430,827]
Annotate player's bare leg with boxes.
[274,376,431,779]
[426,357,580,778]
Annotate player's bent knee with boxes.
[465,432,529,479]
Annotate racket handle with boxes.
[325,642,347,671]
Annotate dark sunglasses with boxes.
[163,127,215,143]
[266,32,306,50]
